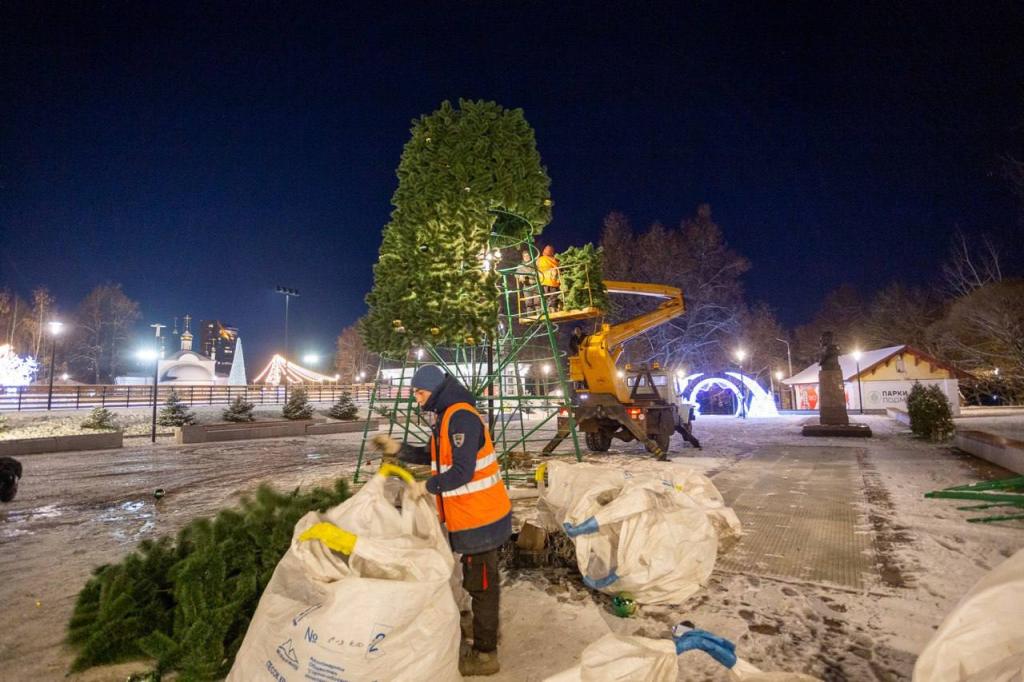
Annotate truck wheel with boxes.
[654,432,671,453]
[585,430,612,452]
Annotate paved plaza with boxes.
[1,414,1021,680]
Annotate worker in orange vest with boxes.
[372,365,511,676]
[535,244,562,311]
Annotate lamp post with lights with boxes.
[852,349,864,414]
[142,323,165,442]
[735,348,748,419]
[46,320,64,410]
[275,286,300,362]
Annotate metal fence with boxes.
[0,383,399,412]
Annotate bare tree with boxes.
[938,279,1024,401]
[860,283,944,354]
[599,205,750,371]
[942,230,1003,298]
[0,289,34,353]
[28,287,55,358]
[792,284,864,365]
[70,284,140,383]
[335,321,378,382]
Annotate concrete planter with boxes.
[954,430,1024,475]
[306,419,379,435]
[175,419,316,444]
[0,430,123,456]
[174,418,379,444]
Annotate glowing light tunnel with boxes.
[675,371,779,418]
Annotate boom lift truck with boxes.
[541,281,701,460]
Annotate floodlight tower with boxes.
[275,286,300,362]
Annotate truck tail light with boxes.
[627,407,644,421]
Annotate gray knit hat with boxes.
[411,365,445,393]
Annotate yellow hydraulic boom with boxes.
[569,281,685,403]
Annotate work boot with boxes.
[459,648,500,677]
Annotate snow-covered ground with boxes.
[1,414,1021,680]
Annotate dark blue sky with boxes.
[3,2,1022,373]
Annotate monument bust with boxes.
[819,331,841,371]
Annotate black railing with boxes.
[0,383,396,412]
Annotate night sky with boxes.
[3,2,1022,374]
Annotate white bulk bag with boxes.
[913,547,1024,682]
[539,462,719,604]
[544,633,821,682]
[544,633,678,682]
[538,462,740,541]
[228,473,461,682]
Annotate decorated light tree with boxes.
[355,100,589,482]
[362,99,553,353]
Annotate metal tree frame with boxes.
[925,476,1024,524]
[354,209,583,484]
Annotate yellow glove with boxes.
[370,434,401,456]
[299,522,357,555]
[406,479,430,501]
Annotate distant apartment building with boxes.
[199,320,239,376]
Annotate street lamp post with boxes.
[46,320,64,410]
[735,348,748,419]
[852,349,864,415]
[776,337,794,409]
[275,286,300,362]
[147,323,165,443]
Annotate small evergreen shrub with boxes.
[222,395,255,423]
[907,383,955,442]
[157,390,196,427]
[328,392,359,420]
[282,387,314,420]
[81,407,117,430]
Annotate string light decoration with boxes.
[253,354,335,386]
[0,344,39,390]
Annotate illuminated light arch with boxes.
[254,354,335,386]
[676,371,778,418]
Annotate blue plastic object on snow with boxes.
[563,516,599,537]
[581,570,619,590]
[673,628,737,668]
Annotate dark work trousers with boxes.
[542,285,561,311]
[461,549,500,652]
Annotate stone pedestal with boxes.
[817,368,849,426]
[802,368,872,437]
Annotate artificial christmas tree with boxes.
[361,99,552,354]
[67,479,351,679]
[282,387,313,420]
[157,390,196,427]
[227,337,247,385]
[222,395,255,422]
[328,392,359,420]
[81,407,117,430]
[558,243,609,312]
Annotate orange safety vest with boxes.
[536,255,560,287]
[429,402,511,532]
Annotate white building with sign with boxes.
[782,345,963,415]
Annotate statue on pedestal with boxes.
[816,331,849,426]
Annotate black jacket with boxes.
[398,375,512,554]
